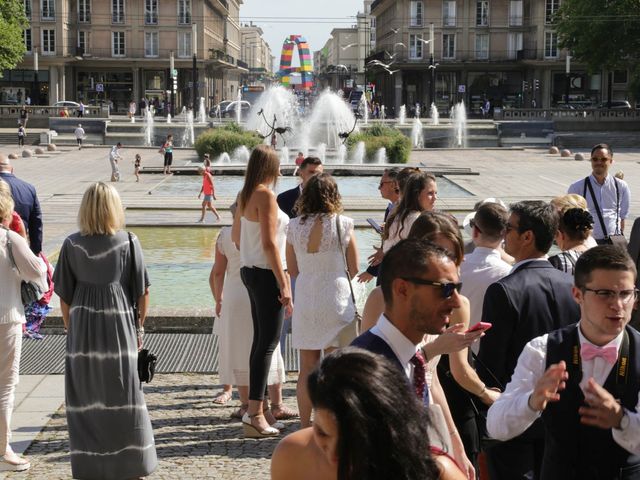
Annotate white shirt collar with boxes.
[372,314,420,369]
[577,322,624,351]
[510,257,548,273]
[589,172,613,186]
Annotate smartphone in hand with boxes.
[466,322,492,333]
[367,218,383,234]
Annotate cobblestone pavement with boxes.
[4,374,300,480]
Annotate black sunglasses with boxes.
[401,278,462,298]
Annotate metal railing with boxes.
[0,105,106,117]
[497,108,640,121]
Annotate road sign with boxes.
[458,84,466,93]
[96,83,104,92]
[171,69,178,78]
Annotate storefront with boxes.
[0,69,49,105]
[76,69,134,113]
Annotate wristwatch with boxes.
[616,409,630,430]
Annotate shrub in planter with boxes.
[194,123,262,158]
[347,125,411,163]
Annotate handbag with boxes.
[335,215,361,346]
[128,232,157,384]
[3,226,45,305]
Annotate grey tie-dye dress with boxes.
[53,231,157,480]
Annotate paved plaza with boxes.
[1,142,639,478]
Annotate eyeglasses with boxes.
[591,157,610,162]
[582,288,639,305]
[469,219,482,233]
[401,278,462,298]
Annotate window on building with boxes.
[476,1,489,26]
[112,0,125,24]
[410,1,423,27]
[112,31,125,56]
[544,31,558,58]
[613,70,628,84]
[145,0,158,25]
[23,0,31,18]
[23,29,32,52]
[507,32,523,59]
[78,31,89,53]
[443,1,456,27]
[509,0,523,26]
[475,34,489,59]
[178,0,191,24]
[409,34,423,59]
[42,29,55,54]
[443,33,455,59]
[545,0,560,24]
[178,31,192,57]
[145,31,159,57]
[78,0,91,22]
[41,0,54,19]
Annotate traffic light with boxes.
[534,79,540,90]
[522,80,529,91]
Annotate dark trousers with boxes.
[241,266,284,401]
[18,137,24,146]
[485,434,544,480]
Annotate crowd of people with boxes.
[1,139,640,480]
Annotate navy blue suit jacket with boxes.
[477,260,580,389]
[351,330,404,372]
[276,185,301,219]
[0,172,42,254]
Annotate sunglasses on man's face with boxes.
[401,278,462,298]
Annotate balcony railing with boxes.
[365,48,540,64]
[236,59,249,69]
[209,49,235,65]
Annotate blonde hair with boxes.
[0,180,14,223]
[550,194,588,214]
[78,182,125,235]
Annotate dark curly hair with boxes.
[308,347,441,480]
[384,172,436,241]
[293,173,343,221]
[559,208,594,242]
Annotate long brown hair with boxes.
[408,211,464,266]
[294,173,343,222]
[384,172,436,241]
[238,144,280,209]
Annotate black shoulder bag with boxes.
[583,176,628,247]
[128,232,157,384]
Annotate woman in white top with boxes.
[285,173,359,428]
[0,187,47,472]
[232,145,292,438]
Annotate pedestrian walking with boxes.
[128,100,136,119]
[18,106,28,128]
[74,124,85,150]
[197,166,220,222]
[109,143,123,182]
[77,101,85,118]
[134,154,142,182]
[17,124,26,147]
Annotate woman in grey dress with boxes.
[53,182,157,480]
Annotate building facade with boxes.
[3,0,247,112]
[240,24,273,88]
[369,0,633,116]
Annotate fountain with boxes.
[374,147,387,164]
[399,105,406,125]
[351,141,366,164]
[247,85,298,139]
[317,143,327,164]
[144,108,154,146]
[215,152,231,164]
[411,117,424,148]
[430,103,439,126]
[359,94,369,125]
[181,108,195,147]
[130,114,135,124]
[337,144,347,164]
[380,105,386,120]
[415,103,421,118]
[280,146,290,165]
[299,89,357,150]
[166,113,172,124]
[451,101,468,148]
[197,97,207,124]
[231,145,250,164]
[236,89,242,125]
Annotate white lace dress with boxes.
[288,214,356,350]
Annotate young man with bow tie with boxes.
[487,245,640,479]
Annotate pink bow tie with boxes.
[580,343,618,365]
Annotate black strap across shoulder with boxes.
[583,176,621,237]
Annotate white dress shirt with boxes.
[370,314,422,381]
[487,323,640,455]
[568,174,630,240]
[461,247,511,350]
[509,256,549,274]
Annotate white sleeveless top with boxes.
[239,208,289,270]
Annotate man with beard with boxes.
[477,200,580,479]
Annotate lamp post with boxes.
[170,50,176,117]
[428,23,435,108]
[565,54,571,105]
[192,23,197,110]
[32,48,39,106]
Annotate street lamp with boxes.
[428,23,435,108]
[192,23,197,110]
[565,54,571,106]
[33,47,39,105]
[170,50,176,117]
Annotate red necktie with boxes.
[581,343,618,365]
[410,350,427,401]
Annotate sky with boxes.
[240,0,365,70]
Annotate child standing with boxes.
[197,166,221,222]
[17,124,26,147]
[134,154,142,182]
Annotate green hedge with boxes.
[347,125,411,163]
[194,123,262,158]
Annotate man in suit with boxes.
[352,238,476,479]
[487,245,640,479]
[0,154,42,254]
[478,200,581,479]
[276,156,322,218]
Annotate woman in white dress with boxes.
[285,173,359,428]
[210,220,287,420]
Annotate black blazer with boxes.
[0,172,43,254]
[351,330,404,372]
[628,217,640,329]
[477,260,580,389]
[276,185,301,219]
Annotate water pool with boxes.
[152,175,473,198]
[132,226,380,310]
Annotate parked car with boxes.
[223,101,251,118]
[53,101,80,108]
[597,100,632,110]
[209,101,232,117]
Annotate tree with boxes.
[554,0,640,101]
[0,0,29,75]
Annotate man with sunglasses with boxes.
[487,246,640,478]
[568,143,630,244]
[477,201,580,480]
